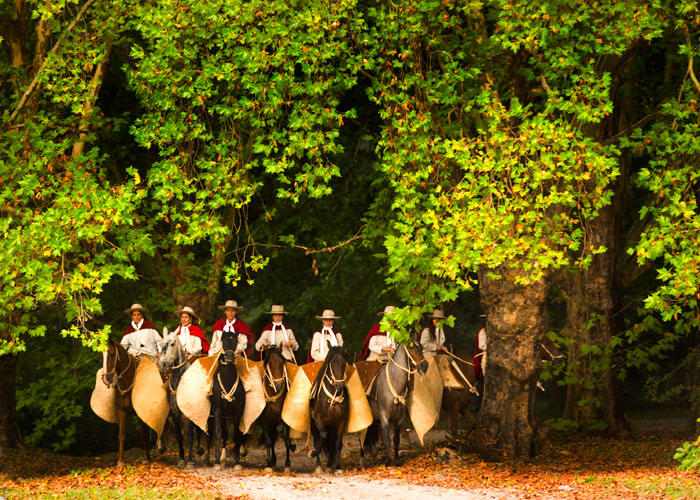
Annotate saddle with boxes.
[354,360,383,398]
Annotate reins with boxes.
[216,348,241,402]
[263,357,288,404]
[311,352,347,406]
[384,345,419,405]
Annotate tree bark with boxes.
[473,263,550,458]
[0,353,23,450]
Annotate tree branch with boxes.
[683,25,700,96]
[4,0,98,127]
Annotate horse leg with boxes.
[381,416,393,467]
[213,407,223,470]
[140,419,151,464]
[334,420,347,474]
[117,409,127,467]
[325,426,336,471]
[172,413,185,466]
[186,419,196,467]
[262,421,274,471]
[221,418,229,466]
[310,419,323,474]
[392,421,401,466]
[281,423,293,472]
[232,420,243,471]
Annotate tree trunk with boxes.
[473,264,550,458]
[0,353,23,450]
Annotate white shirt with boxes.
[367,333,396,361]
[477,327,487,351]
[210,318,248,355]
[310,328,344,362]
[420,326,445,356]
[256,323,299,362]
[121,321,161,356]
[175,325,202,355]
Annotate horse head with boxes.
[102,339,118,387]
[158,331,184,373]
[221,329,238,365]
[325,345,348,390]
[406,338,429,375]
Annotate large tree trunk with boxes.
[473,264,550,458]
[0,353,22,450]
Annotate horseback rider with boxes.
[473,320,487,379]
[256,304,299,362]
[210,299,253,357]
[173,306,209,355]
[120,303,162,357]
[308,309,344,362]
[420,308,450,356]
[359,305,398,361]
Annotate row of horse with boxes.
[102,330,560,473]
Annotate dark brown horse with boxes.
[102,339,151,466]
[309,344,349,474]
[360,341,429,467]
[259,346,296,472]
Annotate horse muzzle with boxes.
[417,359,429,375]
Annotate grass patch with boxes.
[624,478,700,499]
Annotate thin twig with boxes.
[684,25,700,96]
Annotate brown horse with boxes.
[441,336,564,439]
[259,346,296,472]
[102,339,151,466]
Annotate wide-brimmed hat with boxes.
[316,309,341,320]
[428,308,447,320]
[124,303,149,316]
[217,300,244,312]
[377,305,396,317]
[267,305,288,315]
[176,306,199,322]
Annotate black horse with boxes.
[309,344,349,474]
[361,341,429,467]
[209,329,246,470]
[260,346,296,472]
[158,331,199,467]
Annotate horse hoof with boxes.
[314,466,323,475]
[186,462,195,469]
[284,467,291,474]
[359,458,366,469]
[213,464,222,471]
[264,467,274,473]
[240,445,247,457]
[177,460,186,468]
[233,464,243,472]
[141,458,151,465]
[334,468,344,475]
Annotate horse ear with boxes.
[327,340,332,351]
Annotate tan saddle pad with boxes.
[434,355,464,389]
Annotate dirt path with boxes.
[185,429,526,500]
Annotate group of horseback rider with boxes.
[120,301,486,377]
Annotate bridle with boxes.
[103,345,135,395]
[263,354,289,404]
[311,350,347,406]
[161,339,189,394]
[385,344,425,405]
[216,348,240,402]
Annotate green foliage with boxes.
[674,425,700,471]
[15,335,96,451]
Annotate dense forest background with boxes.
[1,0,699,462]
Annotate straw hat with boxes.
[124,303,150,316]
[428,308,447,319]
[176,306,199,322]
[217,300,244,312]
[315,309,341,320]
[377,305,396,317]
[267,305,288,315]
